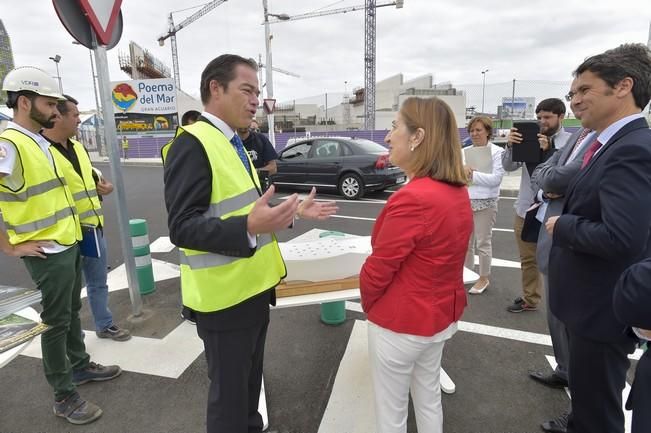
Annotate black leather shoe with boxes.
[541,410,569,433]
[529,370,569,389]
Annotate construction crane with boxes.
[267,0,404,130]
[158,0,228,90]
[257,53,300,88]
[266,1,402,24]
[256,54,300,108]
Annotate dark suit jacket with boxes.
[549,117,651,343]
[531,128,592,274]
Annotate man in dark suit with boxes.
[163,54,337,433]
[545,43,651,433]
[529,100,594,431]
[613,258,651,433]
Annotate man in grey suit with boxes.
[528,88,595,433]
[502,98,572,313]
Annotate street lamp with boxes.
[481,69,489,114]
[49,55,63,94]
[262,0,290,146]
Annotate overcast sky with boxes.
[2,0,650,112]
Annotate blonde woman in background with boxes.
[463,116,505,294]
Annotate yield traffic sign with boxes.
[263,98,276,115]
[77,0,123,45]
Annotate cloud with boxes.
[1,0,648,111]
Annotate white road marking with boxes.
[545,355,632,433]
[318,320,455,433]
[331,215,376,221]
[345,300,553,346]
[459,320,552,346]
[150,236,176,253]
[85,258,180,298]
[278,194,387,204]
[318,320,374,433]
[346,300,643,362]
[499,196,517,200]
[22,256,191,379]
[470,255,521,269]
[21,321,204,379]
[345,301,363,313]
[493,227,515,232]
[25,240,641,388]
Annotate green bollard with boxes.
[318,230,348,325]
[320,301,346,325]
[129,219,155,295]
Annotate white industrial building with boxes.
[258,73,467,132]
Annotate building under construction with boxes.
[119,41,170,80]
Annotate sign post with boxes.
[93,33,143,317]
[53,0,144,317]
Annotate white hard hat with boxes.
[2,66,64,100]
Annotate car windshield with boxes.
[350,138,387,154]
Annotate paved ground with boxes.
[0,164,638,433]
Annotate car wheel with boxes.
[338,173,364,200]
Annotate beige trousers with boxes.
[513,214,543,306]
[464,205,498,277]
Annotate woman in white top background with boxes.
[463,116,505,294]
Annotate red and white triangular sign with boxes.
[263,98,276,115]
[77,0,123,45]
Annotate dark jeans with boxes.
[197,319,269,433]
[23,245,90,400]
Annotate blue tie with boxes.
[230,134,251,173]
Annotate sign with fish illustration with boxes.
[111,78,177,114]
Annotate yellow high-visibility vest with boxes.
[0,128,81,245]
[51,138,104,227]
[165,121,286,312]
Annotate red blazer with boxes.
[360,176,472,336]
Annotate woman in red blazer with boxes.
[360,97,472,433]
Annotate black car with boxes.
[271,137,406,200]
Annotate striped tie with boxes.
[230,134,251,173]
[574,128,591,149]
[568,128,593,161]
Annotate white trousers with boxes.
[367,321,457,433]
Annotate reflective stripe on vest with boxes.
[73,189,97,201]
[52,138,104,227]
[0,178,65,202]
[4,206,75,234]
[179,234,273,269]
[204,187,260,219]
[0,129,81,245]
[167,121,286,312]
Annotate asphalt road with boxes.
[0,164,636,433]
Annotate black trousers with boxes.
[197,318,269,433]
[629,349,650,433]
[566,331,635,433]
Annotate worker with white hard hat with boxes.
[0,66,121,425]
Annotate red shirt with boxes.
[360,177,472,336]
